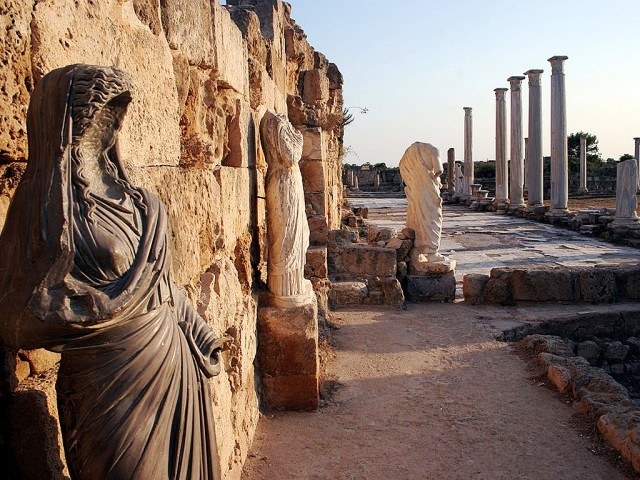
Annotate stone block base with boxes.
[257,299,319,411]
[406,271,456,302]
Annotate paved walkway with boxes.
[242,198,639,479]
[352,198,638,284]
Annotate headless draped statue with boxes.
[455,163,464,195]
[0,65,224,480]
[399,142,454,273]
[261,112,314,308]
[613,158,639,226]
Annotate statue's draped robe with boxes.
[266,165,309,297]
[399,143,443,254]
[0,65,221,480]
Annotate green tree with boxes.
[373,163,388,170]
[567,132,600,160]
[620,153,634,161]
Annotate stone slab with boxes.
[406,271,456,302]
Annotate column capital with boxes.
[494,88,508,98]
[548,55,569,73]
[508,76,525,90]
[463,107,472,113]
[634,137,640,141]
[524,69,544,86]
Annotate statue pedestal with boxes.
[406,249,456,302]
[406,271,456,302]
[257,296,319,411]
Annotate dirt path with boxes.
[242,304,632,479]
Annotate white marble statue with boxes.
[613,158,639,226]
[261,111,314,308]
[455,163,463,195]
[399,142,455,273]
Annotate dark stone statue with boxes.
[0,64,223,480]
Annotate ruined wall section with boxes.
[0,1,344,478]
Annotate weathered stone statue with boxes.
[399,142,454,273]
[0,65,224,480]
[261,111,314,308]
[455,163,464,195]
[613,158,639,226]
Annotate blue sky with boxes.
[287,0,640,166]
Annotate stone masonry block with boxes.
[578,268,617,303]
[332,245,397,277]
[305,246,328,279]
[257,300,319,411]
[407,271,456,302]
[463,274,489,305]
[302,69,329,104]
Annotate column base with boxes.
[546,208,569,218]
[257,297,319,411]
[577,188,589,195]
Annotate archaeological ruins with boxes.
[1,1,640,479]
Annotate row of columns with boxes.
[491,56,569,213]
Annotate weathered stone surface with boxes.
[406,272,456,302]
[302,68,329,103]
[0,0,32,164]
[598,412,640,472]
[604,342,629,362]
[522,335,573,357]
[7,379,69,479]
[31,0,181,167]
[614,266,640,300]
[160,0,215,67]
[380,277,405,308]
[492,266,575,303]
[257,300,319,411]
[576,341,601,364]
[579,268,617,303]
[483,277,512,305]
[18,350,60,376]
[212,1,249,95]
[463,274,489,305]
[330,281,368,308]
[305,246,328,279]
[332,245,397,277]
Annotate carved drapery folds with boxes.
[0,64,223,480]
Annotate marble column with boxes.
[524,137,529,197]
[463,107,473,196]
[447,148,455,193]
[549,56,569,213]
[578,136,588,194]
[613,159,639,226]
[508,76,526,207]
[635,137,640,191]
[525,69,544,206]
[494,88,509,207]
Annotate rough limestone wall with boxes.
[0,0,343,478]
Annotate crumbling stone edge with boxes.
[521,334,640,473]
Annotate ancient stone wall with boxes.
[0,1,344,478]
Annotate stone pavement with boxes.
[350,198,639,287]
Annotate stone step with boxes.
[329,279,404,309]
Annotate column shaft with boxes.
[463,107,473,196]
[508,76,526,207]
[578,137,588,194]
[525,69,544,205]
[549,56,569,212]
[494,88,508,206]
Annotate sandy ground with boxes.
[243,304,633,480]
